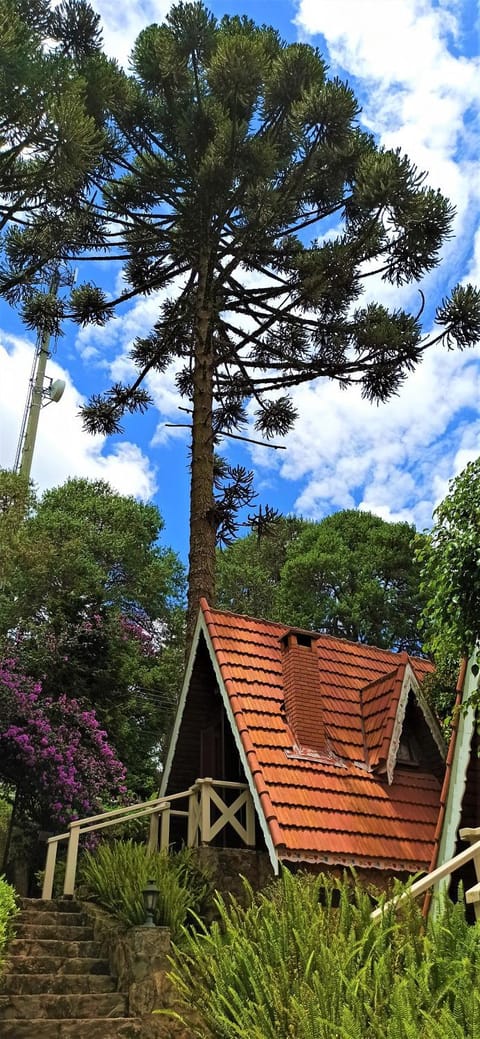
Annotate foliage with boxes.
[0,658,127,829]
[0,874,18,976]
[0,472,186,794]
[416,457,480,713]
[0,0,110,281]
[0,792,12,872]
[216,516,304,619]
[0,471,35,586]
[168,869,480,1039]
[2,4,479,642]
[79,840,213,940]
[417,458,480,664]
[217,510,426,651]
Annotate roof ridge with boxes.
[205,602,431,661]
[202,599,289,632]
[361,666,402,691]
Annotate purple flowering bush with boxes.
[0,659,127,828]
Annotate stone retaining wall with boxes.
[193,845,273,904]
[81,903,196,1038]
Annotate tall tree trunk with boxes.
[186,255,216,653]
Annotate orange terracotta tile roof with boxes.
[200,600,440,872]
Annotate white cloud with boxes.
[0,334,157,500]
[90,1,174,67]
[250,339,480,530]
[295,0,480,250]
[242,0,479,530]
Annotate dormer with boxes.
[361,658,446,784]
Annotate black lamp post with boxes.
[142,879,159,927]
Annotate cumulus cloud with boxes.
[90,1,174,67]
[242,0,479,529]
[0,334,157,500]
[295,0,480,247]
[249,338,480,530]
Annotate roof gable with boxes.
[362,667,403,771]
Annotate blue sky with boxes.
[1,0,479,565]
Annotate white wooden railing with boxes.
[42,778,255,900]
[371,827,480,921]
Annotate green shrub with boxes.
[79,840,213,940]
[0,875,18,976]
[168,869,480,1039]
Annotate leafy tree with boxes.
[0,470,35,588]
[0,473,186,793]
[0,659,127,830]
[217,510,425,651]
[416,458,480,707]
[278,510,426,650]
[2,3,479,646]
[216,516,304,618]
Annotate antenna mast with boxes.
[14,272,64,481]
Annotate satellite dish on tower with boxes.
[47,379,66,404]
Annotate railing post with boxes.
[200,779,212,845]
[63,822,80,897]
[188,787,199,847]
[148,811,159,853]
[160,804,170,851]
[460,827,480,921]
[42,840,58,900]
[245,791,255,846]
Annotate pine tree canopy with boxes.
[0,0,111,296]
[1,0,479,642]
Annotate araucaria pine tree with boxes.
[2,2,480,643]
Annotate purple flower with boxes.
[0,658,127,828]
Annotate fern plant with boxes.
[78,840,213,940]
[167,869,480,1039]
[0,874,18,977]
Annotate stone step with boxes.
[19,910,87,927]
[5,955,110,975]
[18,898,83,913]
[0,1017,145,1038]
[15,923,94,941]
[8,938,102,958]
[0,991,128,1020]
[1,971,116,994]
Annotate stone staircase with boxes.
[0,897,145,1037]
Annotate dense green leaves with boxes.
[0,0,108,249]
[0,875,17,976]
[417,457,480,690]
[169,869,480,1039]
[79,840,213,939]
[217,510,425,651]
[0,473,186,794]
